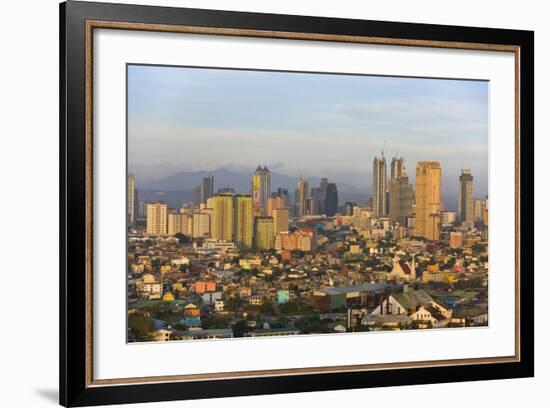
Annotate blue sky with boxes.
[128,64,488,198]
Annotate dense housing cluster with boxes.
[127,158,488,342]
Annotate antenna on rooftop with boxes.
[382,140,386,157]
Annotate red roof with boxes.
[399,261,412,275]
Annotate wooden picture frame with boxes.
[60,1,534,406]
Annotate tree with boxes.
[294,315,332,334]
[279,301,300,315]
[128,313,155,341]
[454,277,483,289]
[202,316,232,330]
[232,319,250,337]
[472,243,486,254]
[225,295,242,312]
[259,300,275,315]
[174,232,191,244]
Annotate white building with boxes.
[387,256,416,281]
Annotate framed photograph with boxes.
[60,1,534,406]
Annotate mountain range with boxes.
[136,168,369,208]
[135,167,461,211]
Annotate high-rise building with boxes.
[192,212,210,238]
[294,177,310,218]
[414,161,441,240]
[389,161,413,225]
[193,184,203,207]
[390,157,405,179]
[325,183,338,216]
[305,197,317,216]
[353,207,372,230]
[201,176,214,204]
[389,177,413,225]
[372,156,387,218]
[310,187,323,215]
[277,187,291,208]
[275,229,316,252]
[211,193,234,241]
[440,210,457,225]
[128,172,136,225]
[344,202,356,216]
[252,166,271,214]
[180,205,194,216]
[146,202,167,236]
[319,178,328,215]
[254,217,275,249]
[474,198,487,223]
[458,169,474,227]
[267,194,285,217]
[234,194,253,248]
[272,208,289,234]
[167,212,189,236]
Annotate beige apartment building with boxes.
[146,202,167,236]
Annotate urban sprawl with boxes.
[127,156,489,342]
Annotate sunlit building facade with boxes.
[146,202,168,236]
[414,161,441,240]
[234,194,253,248]
[211,193,234,241]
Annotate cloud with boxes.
[127,65,489,201]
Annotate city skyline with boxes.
[127,64,489,343]
[132,160,486,214]
[128,65,489,198]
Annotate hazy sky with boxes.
[128,64,489,198]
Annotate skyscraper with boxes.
[277,187,291,208]
[254,217,275,249]
[389,176,413,225]
[201,176,214,204]
[390,157,405,179]
[211,193,234,241]
[127,172,136,225]
[458,169,474,227]
[267,194,285,217]
[272,208,289,234]
[389,159,413,225]
[311,187,324,215]
[305,197,317,216]
[414,161,441,240]
[234,194,253,248]
[325,183,338,216]
[474,198,487,223]
[252,166,271,214]
[146,202,168,236]
[372,156,387,218]
[294,177,310,218]
[193,184,203,207]
[319,178,328,214]
[344,202,356,216]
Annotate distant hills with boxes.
[137,167,369,207]
[135,167,460,210]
